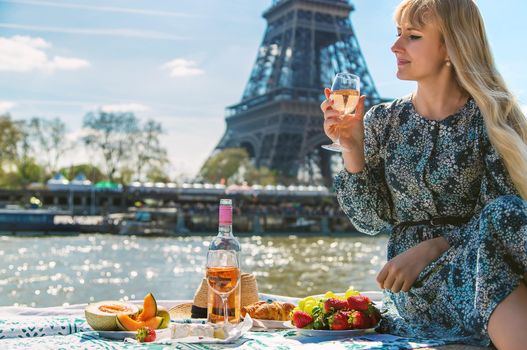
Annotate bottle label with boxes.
[219,205,232,225]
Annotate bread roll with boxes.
[241,301,295,321]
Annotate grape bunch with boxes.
[291,290,381,330]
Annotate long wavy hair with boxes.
[395,0,527,199]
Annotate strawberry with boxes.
[136,326,156,342]
[329,311,350,330]
[292,310,313,328]
[323,298,349,313]
[347,295,370,311]
[349,310,370,329]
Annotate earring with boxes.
[446,60,452,67]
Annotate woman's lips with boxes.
[397,59,410,66]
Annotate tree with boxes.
[115,166,134,185]
[0,115,23,165]
[82,111,139,182]
[199,148,277,185]
[199,148,250,184]
[244,166,277,186]
[146,165,171,183]
[0,158,45,189]
[58,164,104,183]
[135,119,169,181]
[27,117,69,174]
[0,118,45,189]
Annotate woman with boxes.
[321,0,527,348]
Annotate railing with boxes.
[226,88,323,117]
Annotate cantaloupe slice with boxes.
[84,301,139,331]
[116,314,163,331]
[136,293,157,321]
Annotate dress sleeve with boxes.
[477,131,519,206]
[333,104,395,235]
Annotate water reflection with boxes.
[0,234,388,307]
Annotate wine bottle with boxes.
[206,199,241,324]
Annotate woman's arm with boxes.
[377,237,449,293]
[334,103,395,235]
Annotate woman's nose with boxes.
[391,37,403,53]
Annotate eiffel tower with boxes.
[214,0,388,185]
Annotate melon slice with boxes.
[116,314,164,331]
[136,292,157,321]
[85,301,139,331]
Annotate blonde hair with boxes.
[395,0,527,199]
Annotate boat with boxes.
[113,207,189,235]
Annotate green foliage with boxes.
[199,148,250,184]
[0,158,44,189]
[0,114,23,164]
[115,167,134,185]
[200,148,277,185]
[146,166,171,183]
[58,164,105,183]
[0,111,171,188]
[244,166,277,186]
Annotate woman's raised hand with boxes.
[320,88,366,152]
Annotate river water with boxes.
[0,234,388,307]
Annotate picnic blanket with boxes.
[0,293,448,349]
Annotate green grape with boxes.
[304,296,317,305]
[304,303,315,315]
[323,291,336,299]
[345,289,360,299]
[298,298,306,311]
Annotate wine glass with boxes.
[321,72,361,152]
[206,250,240,332]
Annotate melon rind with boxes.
[85,301,139,331]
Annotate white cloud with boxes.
[0,24,187,41]
[99,103,150,113]
[0,101,16,114]
[0,35,89,73]
[162,59,204,78]
[522,105,527,116]
[3,0,198,18]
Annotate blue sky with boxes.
[1,0,526,178]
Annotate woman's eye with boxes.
[409,35,422,40]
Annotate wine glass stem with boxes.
[221,295,229,329]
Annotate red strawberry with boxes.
[329,311,350,330]
[347,295,370,311]
[323,298,349,313]
[136,326,156,342]
[349,311,370,329]
[292,310,313,328]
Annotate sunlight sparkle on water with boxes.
[0,234,388,306]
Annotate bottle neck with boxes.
[218,223,233,237]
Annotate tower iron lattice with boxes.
[213,0,389,185]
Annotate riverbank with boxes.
[0,208,360,236]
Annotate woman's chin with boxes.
[396,71,413,81]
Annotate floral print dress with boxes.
[334,95,527,346]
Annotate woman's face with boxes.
[391,18,448,81]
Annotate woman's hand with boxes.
[320,87,366,151]
[376,238,449,293]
